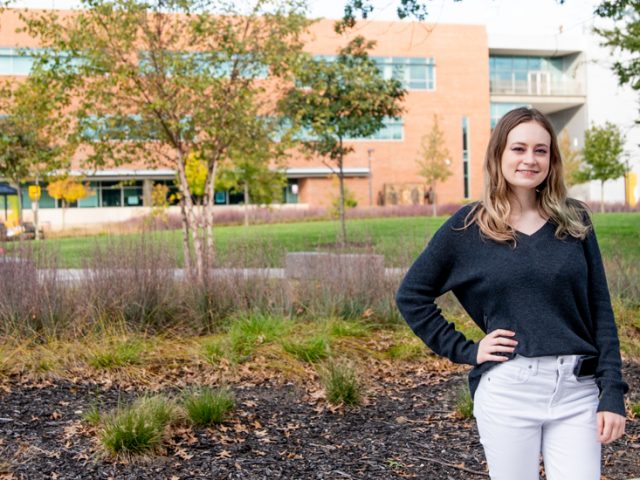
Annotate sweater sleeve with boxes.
[582,216,629,416]
[395,215,479,366]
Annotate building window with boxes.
[0,48,36,76]
[489,55,579,96]
[462,117,470,199]
[123,181,144,206]
[491,102,529,129]
[283,180,299,204]
[316,55,435,91]
[373,57,435,90]
[78,182,99,208]
[100,181,122,207]
[345,117,404,141]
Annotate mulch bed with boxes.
[1,361,638,480]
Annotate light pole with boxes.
[367,148,374,206]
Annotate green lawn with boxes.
[15,212,640,268]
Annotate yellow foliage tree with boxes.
[558,130,582,188]
[47,177,90,230]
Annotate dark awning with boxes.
[0,184,17,195]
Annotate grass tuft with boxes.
[282,336,331,363]
[322,361,363,406]
[183,387,235,426]
[386,341,424,360]
[82,399,102,426]
[630,402,640,418]
[228,314,291,357]
[201,338,227,364]
[88,339,144,369]
[454,385,474,419]
[100,394,178,455]
[326,318,371,338]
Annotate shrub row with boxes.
[0,238,403,341]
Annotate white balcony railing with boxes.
[490,77,585,96]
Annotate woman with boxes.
[395,107,627,480]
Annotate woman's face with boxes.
[500,121,551,193]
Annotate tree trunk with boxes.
[176,153,204,283]
[179,195,191,273]
[204,161,217,269]
[34,178,40,240]
[61,200,66,231]
[600,180,605,213]
[337,145,347,246]
[243,182,250,227]
[431,186,437,217]
[15,183,23,224]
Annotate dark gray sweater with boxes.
[396,202,628,416]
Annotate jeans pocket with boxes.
[488,361,532,385]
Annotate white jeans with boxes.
[473,354,601,480]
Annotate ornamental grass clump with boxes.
[181,240,292,332]
[386,341,424,361]
[454,385,474,420]
[326,318,371,338]
[282,335,331,363]
[322,361,363,407]
[88,338,144,369]
[100,395,179,455]
[201,338,227,365]
[0,243,73,340]
[228,314,292,357]
[81,233,178,334]
[183,387,235,427]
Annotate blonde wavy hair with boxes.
[463,107,591,244]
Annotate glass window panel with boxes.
[20,188,32,210]
[124,187,143,206]
[391,64,405,82]
[494,57,512,70]
[512,57,528,70]
[408,80,427,89]
[0,55,12,75]
[214,191,227,204]
[409,65,426,80]
[527,57,542,70]
[101,188,122,207]
[228,191,244,205]
[13,56,33,75]
[78,192,98,208]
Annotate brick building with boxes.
[1,9,634,230]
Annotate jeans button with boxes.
[560,358,564,365]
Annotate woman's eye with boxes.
[535,149,548,154]
[512,147,525,152]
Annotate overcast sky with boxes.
[10,0,603,36]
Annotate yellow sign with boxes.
[626,172,638,208]
[28,185,41,202]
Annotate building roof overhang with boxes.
[488,33,585,57]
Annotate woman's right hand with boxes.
[477,329,518,364]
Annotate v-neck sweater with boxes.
[395,202,628,416]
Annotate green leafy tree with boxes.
[416,114,452,217]
[20,0,309,281]
[594,1,640,91]
[280,36,405,244]
[0,73,72,235]
[218,116,289,226]
[580,122,627,212]
[558,130,583,188]
[337,0,461,32]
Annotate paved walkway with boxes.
[42,267,406,283]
